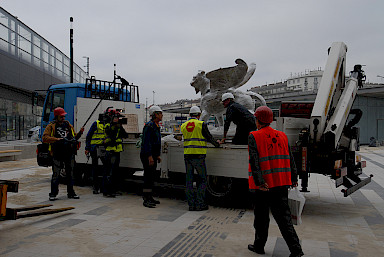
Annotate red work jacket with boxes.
[248,126,292,190]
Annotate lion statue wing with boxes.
[205,59,256,91]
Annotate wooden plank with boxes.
[11,207,75,219]
[8,204,52,212]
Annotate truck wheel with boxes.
[207,175,233,198]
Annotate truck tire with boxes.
[206,175,233,199]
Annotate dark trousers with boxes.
[233,125,255,145]
[184,156,207,208]
[253,186,302,255]
[140,154,158,198]
[50,155,75,196]
[103,151,120,194]
[90,147,106,191]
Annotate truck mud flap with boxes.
[341,175,373,197]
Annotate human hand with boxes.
[219,138,226,144]
[85,150,89,156]
[148,156,154,166]
[80,127,85,133]
[157,156,162,163]
[259,183,269,191]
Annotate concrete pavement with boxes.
[0,146,384,256]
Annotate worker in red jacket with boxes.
[247,106,304,257]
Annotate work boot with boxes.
[289,252,304,257]
[248,244,265,254]
[49,195,57,201]
[149,196,160,204]
[103,193,116,198]
[143,200,156,208]
[195,205,209,211]
[68,193,80,199]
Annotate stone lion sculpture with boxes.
[190,59,265,126]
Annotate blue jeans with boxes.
[184,156,207,208]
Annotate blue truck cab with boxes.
[40,78,139,139]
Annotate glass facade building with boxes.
[0,7,88,141]
[0,8,87,84]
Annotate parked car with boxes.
[28,126,40,142]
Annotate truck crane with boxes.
[36,42,372,199]
[278,42,372,197]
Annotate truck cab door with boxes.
[40,90,65,137]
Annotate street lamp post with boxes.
[70,17,74,83]
[83,56,89,76]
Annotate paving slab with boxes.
[1,146,384,256]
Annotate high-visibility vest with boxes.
[105,124,123,152]
[90,120,105,145]
[248,126,292,191]
[181,118,207,155]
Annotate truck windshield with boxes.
[43,90,65,122]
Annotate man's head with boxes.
[54,107,67,122]
[149,105,163,122]
[189,106,201,118]
[254,106,273,128]
[221,92,234,108]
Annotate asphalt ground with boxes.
[1,146,384,257]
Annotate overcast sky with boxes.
[1,0,383,104]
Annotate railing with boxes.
[0,115,39,142]
[84,78,139,103]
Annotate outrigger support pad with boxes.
[341,174,373,197]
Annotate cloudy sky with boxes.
[1,0,383,104]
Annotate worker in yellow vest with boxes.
[85,114,107,194]
[103,109,128,197]
[181,106,220,211]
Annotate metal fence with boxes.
[0,115,39,141]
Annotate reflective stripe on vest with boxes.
[181,119,207,155]
[105,124,123,152]
[248,126,292,190]
[90,120,105,145]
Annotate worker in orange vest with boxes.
[247,106,303,257]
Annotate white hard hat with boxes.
[222,92,234,101]
[149,105,162,115]
[189,106,201,114]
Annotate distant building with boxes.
[157,99,200,133]
[287,69,323,92]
